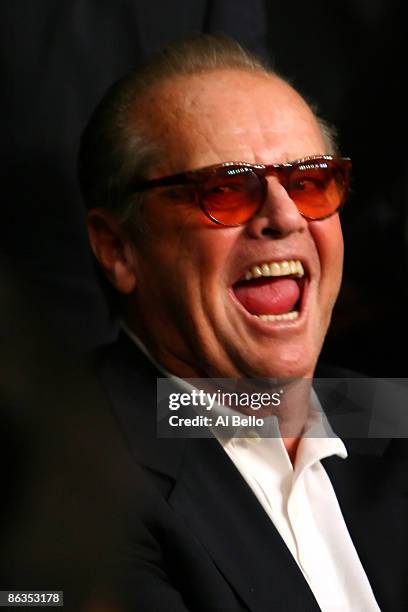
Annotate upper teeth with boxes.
[244,259,304,281]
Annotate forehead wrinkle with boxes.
[133,70,325,173]
[176,96,267,165]
[141,93,224,171]
[252,108,325,164]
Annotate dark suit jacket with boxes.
[95,333,408,611]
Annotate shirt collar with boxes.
[120,322,348,467]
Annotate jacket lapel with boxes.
[169,437,321,612]
[96,332,187,478]
[315,372,408,612]
[322,439,408,612]
[97,334,321,611]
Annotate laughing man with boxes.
[78,35,406,612]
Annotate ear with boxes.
[87,209,137,294]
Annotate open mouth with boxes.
[232,259,306,322]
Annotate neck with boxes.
[124,318,315,453]
[125,311,207,378]
[283,437,301,465]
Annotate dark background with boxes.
[1,0,407,375]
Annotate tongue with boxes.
[233,277,300,315]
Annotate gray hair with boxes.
[78,34,337,228]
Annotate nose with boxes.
[245,176,308,239]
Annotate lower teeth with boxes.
[256,311,299,322]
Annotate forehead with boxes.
[136,70,325,176]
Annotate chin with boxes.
[239,347,317,380]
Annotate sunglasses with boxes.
[131,155,352,227]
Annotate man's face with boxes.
[124,70,344,378]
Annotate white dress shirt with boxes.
[217,423,380,612]
[121,324,381,611]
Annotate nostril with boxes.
[261,227,284,238]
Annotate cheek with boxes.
[135,193,241,304]
[309,216,344,297]
[134,222,236,307]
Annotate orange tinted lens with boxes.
[201,169,262,225]
[288,165,346,219]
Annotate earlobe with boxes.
[87,209,137,294]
